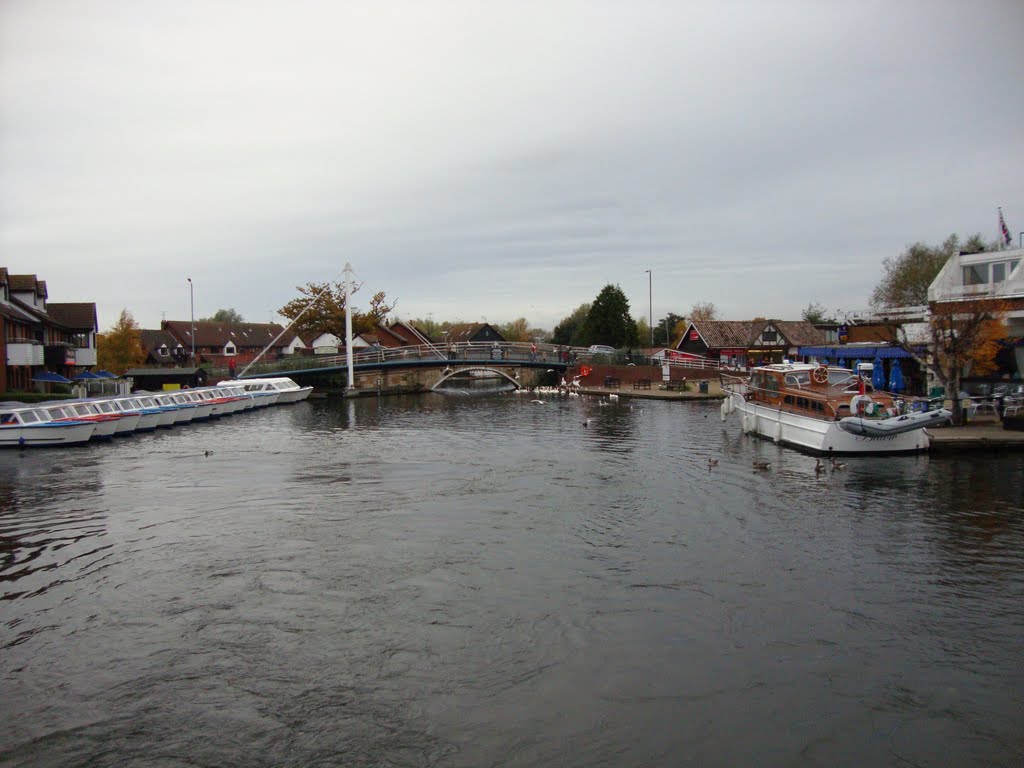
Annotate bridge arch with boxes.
[431,366,521,391]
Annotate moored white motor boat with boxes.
[46,400,124,440]
[89,399,142,434]
[218,376,312,404]
[0,403,96,447]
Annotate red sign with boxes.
[689,331,699,340]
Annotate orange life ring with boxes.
[812,365,829,384]
[579,365,592,377]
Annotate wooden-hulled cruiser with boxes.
[721,363,951,455]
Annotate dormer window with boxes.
[158,343,169,357]
[224,341,237,356]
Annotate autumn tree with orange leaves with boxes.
[890,298,1010,425]
[97,309,146,375]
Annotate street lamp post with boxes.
[1019,231,1023,249]
[645,269,653,347]
[187,277,195,364]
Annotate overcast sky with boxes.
[2,1,1023,335]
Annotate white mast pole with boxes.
[345,262,355,391]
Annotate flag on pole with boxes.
[998,207,1012,248]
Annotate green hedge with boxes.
[0,391,77,404]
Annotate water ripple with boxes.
[0,396,1021,767]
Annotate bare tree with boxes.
[688,301,718,323]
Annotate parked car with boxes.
[587,345,617,355]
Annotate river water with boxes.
[1,393,1022,767]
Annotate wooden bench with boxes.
[633,378,651,390]
[603,376,621,389]
[663,380,687,391]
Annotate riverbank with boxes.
[928,419,1024,451]
[577,379,726,401]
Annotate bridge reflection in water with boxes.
[433,368,520,395]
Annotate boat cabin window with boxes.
[0,413,17,425]
[784,395,826,413]
[828,370,855,386]
[20,411,40,424]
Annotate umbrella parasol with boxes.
[31,371,73,384]
[96,370,119,378]
[871,355,886,390]
[74,370,104,380]
[888,359,904,392]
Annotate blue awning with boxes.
[74,370,104,379]
[31,371,73,384]
[95,370,119,378]
[799,345,921,359]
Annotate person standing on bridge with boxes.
[530,342,537,362]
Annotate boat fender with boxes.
[850,394,872,416]
[812,365,829,384]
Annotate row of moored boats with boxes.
[0,377,312,448]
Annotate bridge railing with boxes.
[226,342,727,378]
[230,341,580,377]
[215,343,731,381]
